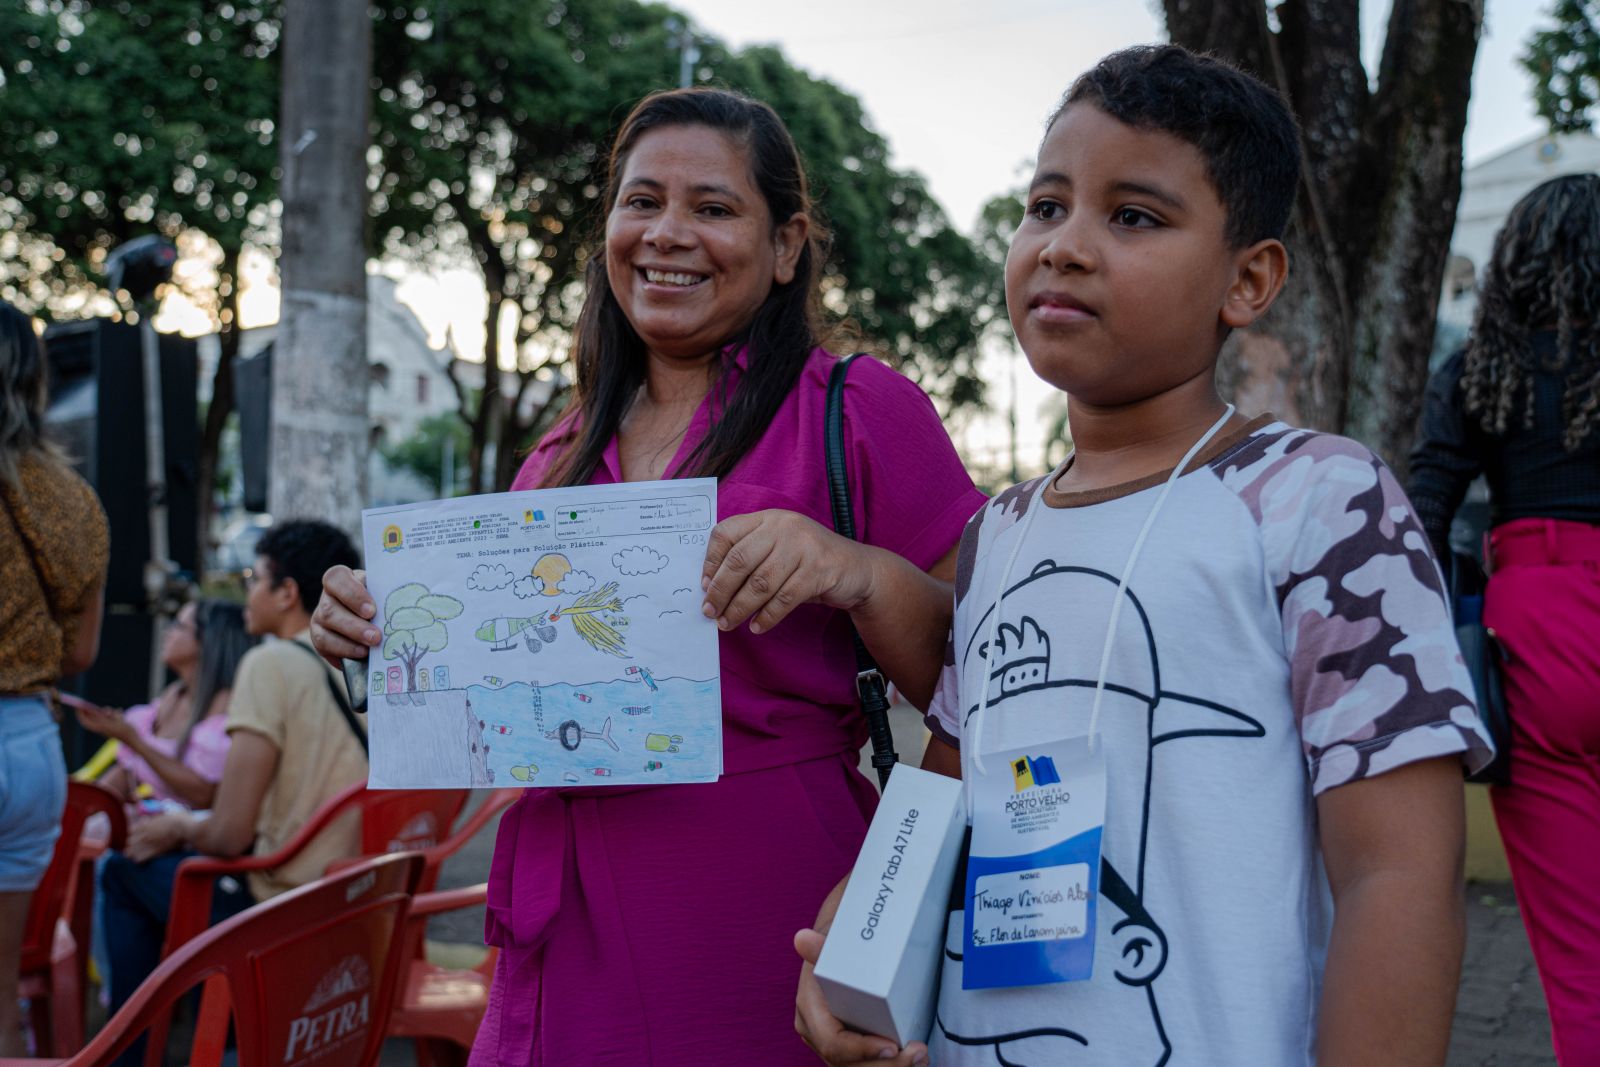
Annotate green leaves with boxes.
[1523,0,1600,134]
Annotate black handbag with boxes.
[825,353,899,788]
[1447,550,1511,786]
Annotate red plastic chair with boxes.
[0,852,426,1067]
[351,789,515,1065]
[388,882,494,1067]
[159,784,472,959]
[17,781,127,1056]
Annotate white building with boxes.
[1439,130,1600,337]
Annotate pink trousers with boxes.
[1485,518,1600,1066]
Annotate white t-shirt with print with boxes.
[923,419,1492,1066]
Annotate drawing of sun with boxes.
[531,553,572,596]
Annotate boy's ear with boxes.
[1220,238,1289,330]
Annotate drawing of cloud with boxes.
[557,569,596,595]
[659,609,683,618]
[513,575,545,599]
[613,546,669,576]
[468,563,517,592]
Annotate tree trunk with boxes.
[197,245,243,560]
[270,0,371,536]
[1165,0,1481,475]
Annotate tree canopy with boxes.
[1166,0,1482,473]
[1523,0,1600,133]
[370,0,1000,490]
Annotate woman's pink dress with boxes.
[470,348,984,1065]
[115,699,231,807]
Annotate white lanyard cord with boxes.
[964,405,1236,810]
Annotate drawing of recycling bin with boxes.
[388,667,403,693]
[371,671,385,695]
[434,666,449,689]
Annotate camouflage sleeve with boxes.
[1221,429,1494,793]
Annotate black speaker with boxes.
[235,342,272,513]
[41,318,200,609]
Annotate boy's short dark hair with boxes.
[256,519,359,613]
[1055,44,1301,247]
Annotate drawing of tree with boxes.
[382,583,465,691]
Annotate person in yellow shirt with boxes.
[99,520,364,1062]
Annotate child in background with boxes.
[794,45,1491,1067]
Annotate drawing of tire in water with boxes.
[546,717,618,752]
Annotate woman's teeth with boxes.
[644,269,705,287]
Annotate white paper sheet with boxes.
[359,479,721,788]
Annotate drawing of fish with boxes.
[620,706,650,716]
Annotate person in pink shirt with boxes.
[314,87,983,1065]
[74,599,257,812]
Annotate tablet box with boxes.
[813,764,966,1046]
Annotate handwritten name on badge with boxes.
[970,865,1092,946]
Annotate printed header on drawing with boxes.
[360,479,722,789]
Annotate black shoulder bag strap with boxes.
[826,353,899,788]
[289,639,369,756]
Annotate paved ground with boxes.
[384,706,1558,1064]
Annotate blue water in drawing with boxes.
[467,676,721,787]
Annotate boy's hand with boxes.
[795,928,928,1066]
[701,510,876,634]
[310,565,379,667]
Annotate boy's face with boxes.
[1006,103,1265,406]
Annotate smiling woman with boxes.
[312,88,986,1066]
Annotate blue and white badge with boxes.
[962,734,1105,989]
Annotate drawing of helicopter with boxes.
[475,615,560,653]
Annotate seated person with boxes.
[75,599,257,813]
[99,520,365,1053]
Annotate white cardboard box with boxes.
[813,764,966,1046]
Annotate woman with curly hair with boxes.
[1410,172,1600,1063]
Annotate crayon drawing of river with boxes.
[466,677,721,787]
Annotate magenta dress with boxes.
[469,348,984,1065]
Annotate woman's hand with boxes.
[71,700,133,743]
[310,565,381,667]
[794,878,928,1066]
[701,511,878,634]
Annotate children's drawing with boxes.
[551,582,627,657]
[381,584,465,693]
[545,717,619,752]
[475,614,558,653]
[362,479,721,789]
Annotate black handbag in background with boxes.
[1448,550,1512,787]
[825,353,899,789]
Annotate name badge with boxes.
[962,735,1105,989]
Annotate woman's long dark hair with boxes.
[177,599,258,760]
[0,300,63,488]
[1462,173,1600,451]
[543,88,830,487]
